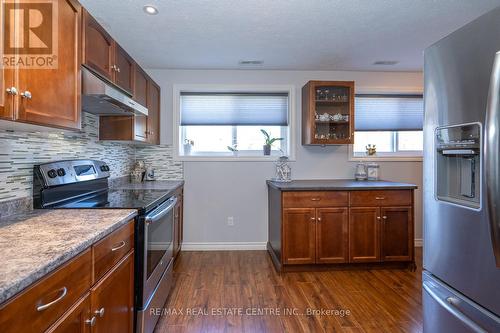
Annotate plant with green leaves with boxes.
[261,129,283,155]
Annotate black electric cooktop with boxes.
[56,188,170,213]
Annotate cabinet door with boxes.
[133,67,148,107]
[283,208,316,264]
[146,79,160,144]
[16,0,81,130]
[90,251,134,333]
[380,207,413,261]
[349,207,381,263]
[46,294,92,333]
[0,67,14,120]
[113,45,134,93]
[134,115,148,141]
[316,208,349,263]
[83,10,113,80]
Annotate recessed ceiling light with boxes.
[143,5,159,15]
[373,60,399,66]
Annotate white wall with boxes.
[148,69,424,249]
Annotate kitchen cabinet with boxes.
[82,10,133,94]
[146,79,161,144]
[302,80,355,145]
[46,294,92,333]
[134,66,148,107]
[173,187,184,260]
[267,181,416,272]
[316,208,349,264]
[99,115,148,142]
[90,252,134,333]
[0,220,135,333]
[283,208,316,264]
[380,207,413,261]
[349,207,380,263]
[82,10,114,81]
[0,0,81,130]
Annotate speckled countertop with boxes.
[0,209,137,304]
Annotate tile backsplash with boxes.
[0,113,183,202]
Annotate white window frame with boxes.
[349,90,424,162]
[173,84,296,162]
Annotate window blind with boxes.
[355,94,423,131]
[180,92,289,126]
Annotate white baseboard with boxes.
[181,242,267,251]
[414,238,423,247]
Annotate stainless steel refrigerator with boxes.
[423,6,500,333]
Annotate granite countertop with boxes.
[112,180,184,192]
[267,179,418,191]
[0,209,137,304]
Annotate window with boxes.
[351,94,424,160]
[175,87,293,160]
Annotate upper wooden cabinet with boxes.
[82,10,114,81]
[82,10,133,94]
[0,0,81,130]
[146,79,160,144]
[302,80,355,145]
[133,66,148,107]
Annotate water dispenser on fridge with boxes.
[435,123,481,210]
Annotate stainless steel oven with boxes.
[137,196,177,333]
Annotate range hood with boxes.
[82,67,148,117]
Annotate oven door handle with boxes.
[145,197,178,225]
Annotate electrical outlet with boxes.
[227,216,234,226]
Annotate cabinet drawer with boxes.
[92,221,134,283]
[283,191,348,208]
[0,249,92,333]
[350,190,412,207]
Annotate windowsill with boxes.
[349,154,423,162]
[176,154,295,162]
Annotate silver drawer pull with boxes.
[310,198,321,201]
[86,316,96,327]
[95,307,105,317]
[36,287,67,311]
[375,197,385,200]
[111,240,126,252]
[382,216,387,220]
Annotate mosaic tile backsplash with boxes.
[0,112,183,203]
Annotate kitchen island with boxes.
[267,179,418,272]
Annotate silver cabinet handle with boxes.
[95,307,105,317]
[382,216,387,220]
[485,50,500,267]
[317,217,322,222]
[375,197,385,200]
[310,217,315,221]
[310,198,321,201]
[116,67,121,73]
[6,87,18,95]
[111,240,126,252]
[36,287,67,311]
[111,65,116,71]
[377,216,381,220]
[85,316,96,327]
[20,91,32,99]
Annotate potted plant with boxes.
[260,129,283,156]
[183,139,194,155]
[227,144,239,156]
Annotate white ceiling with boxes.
[79,0,500,71]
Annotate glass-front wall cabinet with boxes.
[302,80,355,145]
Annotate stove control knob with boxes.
[47,169,57,178]
[57,168,66,177]
[100,165,109,172]
[106,165,110,171]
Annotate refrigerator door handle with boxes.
[423,281,488,333]
[485,50,500,267]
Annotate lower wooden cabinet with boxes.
[268,186,415,271]
[283,208,316,264]
[90,252,134,333]
[46,294,92,333]
[349,207,381,263]
[381,207,413,261]
[316,208,349,264]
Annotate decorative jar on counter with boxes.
[367,163,380,180]
[274,156,292,182]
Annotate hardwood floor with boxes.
[155,248,423,333]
